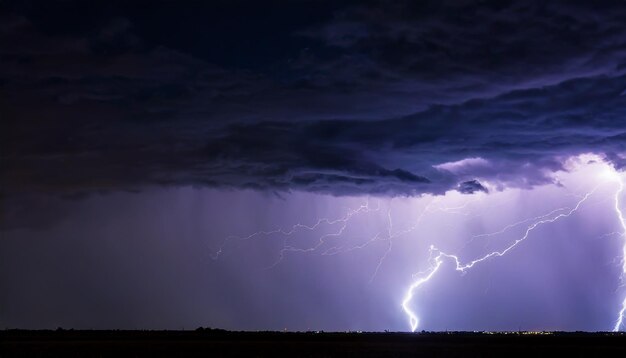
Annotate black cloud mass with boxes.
[2,0,626,224]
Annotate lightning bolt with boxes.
[611,172,626,332]
[461,206,571,251]
[216,192,495,282]
[402,168,626,333]
[212,155,626,332]
[267,200,385,268]
[467,207,570,242]
[402,186,599,332]
[212,199,383,264]
[368,205,395,283]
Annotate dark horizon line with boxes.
[3,328,625,335]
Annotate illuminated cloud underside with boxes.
[216,154,626,331]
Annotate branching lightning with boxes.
[213,155,626,332]
[401,168,626,332]
[402,187,598,332]
[211,199,383,264]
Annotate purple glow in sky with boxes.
[206,154,626,332]
[2,1,626,332]
[3,154,625,331]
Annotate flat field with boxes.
[2,330,625,357]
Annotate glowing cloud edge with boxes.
[401,157,626,332]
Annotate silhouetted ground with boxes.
[2,329,626,357]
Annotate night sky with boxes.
[2,0,626,332]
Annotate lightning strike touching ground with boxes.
[212,155,626,332]
[402,166,626,333]
[611,172,626,332]
[402,185,603,332]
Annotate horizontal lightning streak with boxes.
[266,200,382,268]
[468,206,570,242]
[211,199,380,261]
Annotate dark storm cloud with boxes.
[197,73,625,194]
[295,0,626,107]
[458,180,488,194]
[2,0,626,223]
